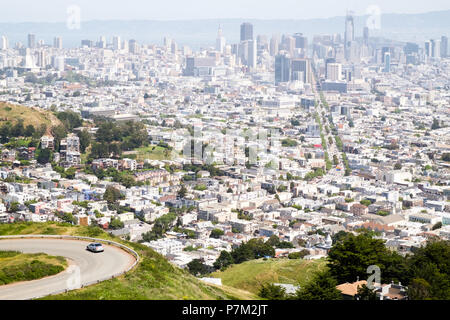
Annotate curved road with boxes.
[0,239,136,300]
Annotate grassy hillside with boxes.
[210,258,328,295]
[0,251,67,285]
[0,102,62,133]
[0,222,254,300]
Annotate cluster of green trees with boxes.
[0,120,41,143]
[182,163,224,177]
[89,120,148,159]
[304,168,325,181]
[103,186,125,207]
[281,138,298,147]
[260,232,450,300]
[212,236,295,272]
[90,167,141,188]
[141,212,178,242]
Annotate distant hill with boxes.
[1,10,449,48]
[0,102,61,134]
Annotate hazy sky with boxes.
[1,0,449,22]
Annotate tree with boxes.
[177,185,187,199]
[77,129,91,153]
[277,241,294,249]
[213,251,234,270]
[103,186,122,204]
[9,202,20,213]
[442,153,450,162]
[64,167,77,179]
[296,270,342,300]
[109,217,124,230]
[432,222,442,230]
[408,278,431,300]
[431,118,440,130]
[356,284,377,300]
[394,162,402,170]
[187,259,210,277]
[406,240,450,299]
[327,233,406,284]
[57,111,82,131]
[288,250,309,259]
[11,120,25,137]
[259,283,287,300]
[210,229,225,239]
[265,235,280,247]
[37,148,52,164]
[24,125,35,137]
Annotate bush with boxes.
[259,283,287,300]
[0,260,64,285]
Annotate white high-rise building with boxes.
[1,36,9,50]
[53,56,65,71]
[326,63,342,81]
[216,25,226,53]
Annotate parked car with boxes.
[86,242,104,253]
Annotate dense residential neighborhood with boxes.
[0,9,449,302]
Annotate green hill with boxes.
[210,258,328,295]
[0,222,253,300]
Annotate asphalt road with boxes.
[0,238,136,300]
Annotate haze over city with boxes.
[1,0,450,22]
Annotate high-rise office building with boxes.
[81,40,94,48]
[441,36,448,58]
[97,36,106,48]
[293,33,308,50]
[270,35,279,56]
[381,47,394,63]
[344,12,355,60]
[216,26,226,53]
[0,36,8,50]
[282,35,296,56]
[129,39,139,54]
[425,41,432,57]
[325,58,336,78]
[275,51,291,84]
[430,39,440,58]
[257,35,268,52]
[247,39,257,69]
[240,23,253,42]
[363,27,369,46]
[384,52,391,72]
[113,36,121,51]
[326,63,342,81]
[171,41,178,54]
[28,34,36,49]
[53,37,62,49]
[291,58,311,83]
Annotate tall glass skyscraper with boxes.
[240,23,254,42]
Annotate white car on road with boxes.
[86,243,104,253]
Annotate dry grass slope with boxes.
[0,102,62,134]
[210,258,328,295]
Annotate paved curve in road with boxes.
[0,238,136,300]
